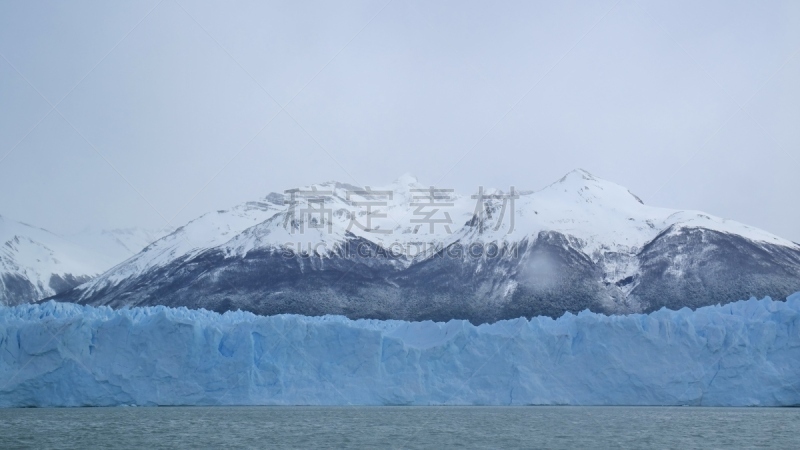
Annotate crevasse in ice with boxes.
[1,293,799,407]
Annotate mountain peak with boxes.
[558,168,597,183]
[393,173,419,185]
[541,169,647,206]
[544,168,607,192]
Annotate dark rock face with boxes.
[1,273,92,306]
[48,273,93,294]
[631,227,800,312]
[49,228,800,324]
[1,273,40,306]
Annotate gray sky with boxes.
[1,0,798,242]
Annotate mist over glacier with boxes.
[2,293,799,407]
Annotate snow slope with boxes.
[478,169,796,251]
[66,227,173,267]
[2,292,799,407]
[78,199,285,291]
[203,170,799,259]
[217,169,798,257]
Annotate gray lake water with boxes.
[1,406,798,449]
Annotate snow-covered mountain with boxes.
[51,170,800,323]
[0,216,171,306]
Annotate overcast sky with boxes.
[1,0,798,242]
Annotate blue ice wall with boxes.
[1,294,799,407]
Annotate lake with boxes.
[1,406,798,449]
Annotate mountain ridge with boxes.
[45,170,800,323]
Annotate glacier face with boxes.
[1,293,799,407]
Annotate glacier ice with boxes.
[1,293,799,407]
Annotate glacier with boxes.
[1,293,799,407]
